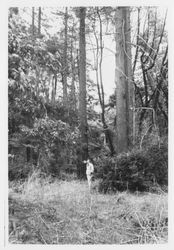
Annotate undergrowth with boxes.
[8,171,168,244]
[97,139,168,193]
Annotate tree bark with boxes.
[32,7,35,37]
[38,7,41,35]
[78,7,88,179]
[70,26,77,110]
[115,7,134,153]
[51,74,56,105]
[123,8,134,147]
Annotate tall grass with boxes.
[8,170,168,244]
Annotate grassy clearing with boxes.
[8,172,168,244]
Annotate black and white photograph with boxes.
[3,0,172,246]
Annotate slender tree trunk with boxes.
[78,7,88,179]
[133,7,140,74]
[96,8,105,124]
[38,7,41,35]
[70,27,77,110]
[35,67,40,98]
[71,66,76,110]
[115,7,134,153]
[45,88,49,103]
[54,73,57,99]
[62,7,68,107]
[51,75,56,105]
[32,7,35,37]
[26,140,31,162]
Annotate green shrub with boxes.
[98,140,168,193]
[145,142,168,186]
[9,117,80,180]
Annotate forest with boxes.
[8,6,168,244]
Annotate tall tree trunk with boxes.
[115,7,134,153]
[38,7,41,35]
[62,7,68,107]
[78,7,88,179]
[123,8,134,147]
[32,7,35,37]
[96,8,105,125]
[70,26,77,110]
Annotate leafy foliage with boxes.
[98,139,168,193]
[8,8,81,180]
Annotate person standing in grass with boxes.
[84,159,94,191]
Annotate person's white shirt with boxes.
[86,160,94,176]
[84,159,94,191]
